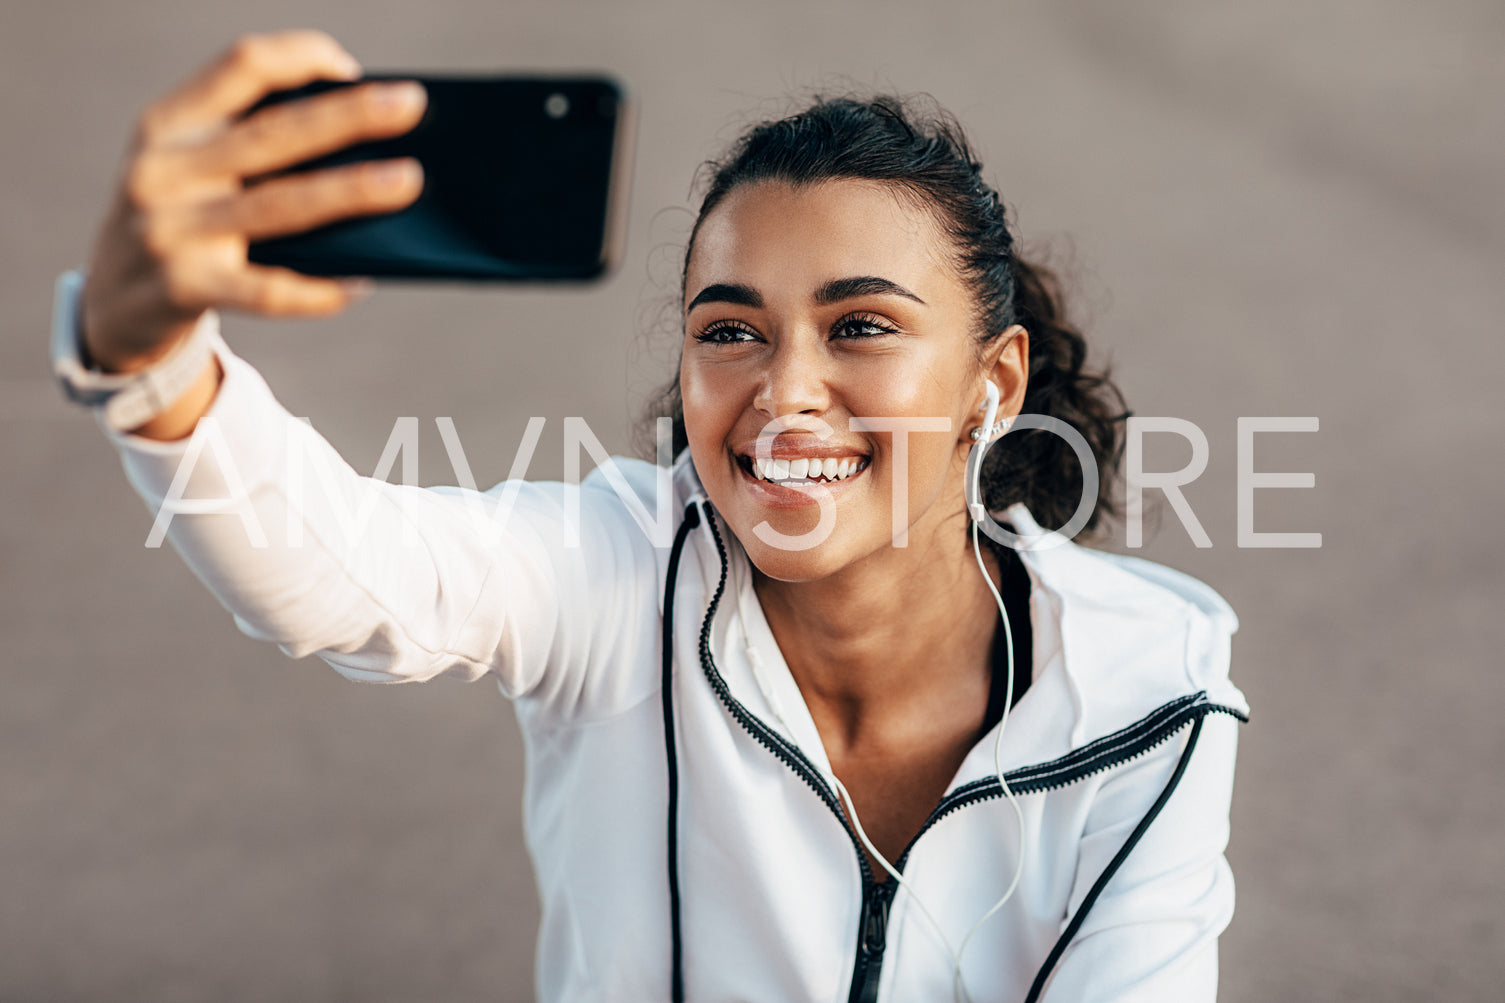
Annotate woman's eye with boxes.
[833,315,898,340]
[694,323,759,344]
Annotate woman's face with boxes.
[681,178,1021,582]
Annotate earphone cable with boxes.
[733,511,1027,1003]
[956,519,1029,959]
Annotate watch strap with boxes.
[51,270,130,405]
[51,269,221,433]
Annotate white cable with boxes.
[734,516,1027,1003]
[827,771,971,989]
[733,567,960,976]
[955,520,1029,971]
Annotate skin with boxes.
[682,180,1028,870]
[81,30,427,440]
[88,34,1033,876]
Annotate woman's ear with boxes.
[988,324,1030,418]
[964,325,1029,446]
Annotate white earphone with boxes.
[978,378,1002,441]
[967,378,1011,524]
[954,376,1028,999]
[735,381,1029,1003]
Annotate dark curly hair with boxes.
[648,94,1128,538]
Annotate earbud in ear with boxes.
[966,380,1003,524]
[980,379,1000,424]
[970,379,1007,444]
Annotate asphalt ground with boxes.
[2,1,1501,999]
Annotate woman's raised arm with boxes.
[81,29,426,440]
[76,33,671,711]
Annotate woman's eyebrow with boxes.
[815,276,926,306]
[686,283,762,311]
[686,276,925,312]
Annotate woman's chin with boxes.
[741,544,847,584]
[728,515,864,583]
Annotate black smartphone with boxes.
[246,75,634,281]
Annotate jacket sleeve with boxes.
[103,328,663,712]
[1039,711,1240,1002]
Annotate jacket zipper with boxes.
[893,693,1247,871]
[849,878,896,1003]
[691,506,877,883]
[690,505,1248,1002]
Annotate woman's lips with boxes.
[734,452,869,507]
[744,454,868,484]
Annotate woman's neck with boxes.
[752,510,1006,757]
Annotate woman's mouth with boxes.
[737,454,870,486]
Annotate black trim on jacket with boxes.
[661,501,1248,1002]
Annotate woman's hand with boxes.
[82,29,427,375]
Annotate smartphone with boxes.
[246,75,634,281]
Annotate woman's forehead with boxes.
[685,179,960,303]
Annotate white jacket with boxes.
[105,332,1248,1003]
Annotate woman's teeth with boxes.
[750,456,866,484]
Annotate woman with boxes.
[64,30,1247,1003]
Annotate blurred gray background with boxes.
[2,0,1501,1000]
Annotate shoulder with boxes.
[471,452,703,551]
[1006,504,1248,737]
[562,452,717,605]
[574,451,705,527]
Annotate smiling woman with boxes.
[64,32,1247,1003]
[643,97,1246,1002]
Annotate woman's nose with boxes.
[753,338,830,418]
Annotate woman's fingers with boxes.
[84,29,409,364]
[140,30,362,147]
[156,247,366,317]
[190,156,424,240]
[205,263,367,317]
[180,79,427,181]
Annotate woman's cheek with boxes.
[678,368,721,452]
[898,429,966,530]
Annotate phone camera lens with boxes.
[545,92,570,119]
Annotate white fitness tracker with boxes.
[50,269,219,433]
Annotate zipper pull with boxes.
[850,881,896,1003]
[862,881,893,954]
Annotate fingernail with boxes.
[373,158,421,189]
[376,82,426,111]
[334,54,363,80]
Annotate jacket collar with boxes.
[668,453,1240,764]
